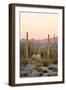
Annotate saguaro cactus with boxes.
[54,34,55,46]
[47,34,50,59]
[26,32,28,58]
[37,38,40,54]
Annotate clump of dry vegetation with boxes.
[41,58,51,66]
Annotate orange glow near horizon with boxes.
[20,12,58,40]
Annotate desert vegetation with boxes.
[20,32,58,77]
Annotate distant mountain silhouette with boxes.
[20,37,58,48]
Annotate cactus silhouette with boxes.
[26,32,28,58]
[48,34,50,59]
[37,38,40,54]
[54,34,55,46]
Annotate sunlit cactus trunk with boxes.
[54,34,55,46]
[26,32,28,58]
[37,38,40,54]
[48,34,50,59]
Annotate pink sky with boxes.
[20,12,58,40]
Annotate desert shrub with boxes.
[20,57,29,66]
[31,54,36,60]
[35,61,43,71]
[32,54,41,61]
[52,58,58,64]
[31,54,43,71]
[27,58,34,64]
[35,64,42,71]
[41,48,48,58]
[42,58,51,66]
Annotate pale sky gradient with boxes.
[20,12,58,40]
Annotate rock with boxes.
[39,72,43,76]
[20,70,28,77]
[48,70,58,76]
[23,64,35,75]
[30,70,39,77]
[20,64,37,77]
[25,64,35,70]
[48,64,58,71]
[41,66,48,72]
[30,69,43,77]
[42,73,48,76]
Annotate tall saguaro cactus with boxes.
[54,34,55,46]
[37,38,40,54]
[26,32,28,58]
[48,34,50,59]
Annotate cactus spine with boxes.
[26,32,28,58]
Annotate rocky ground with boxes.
[20,61,58,77]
